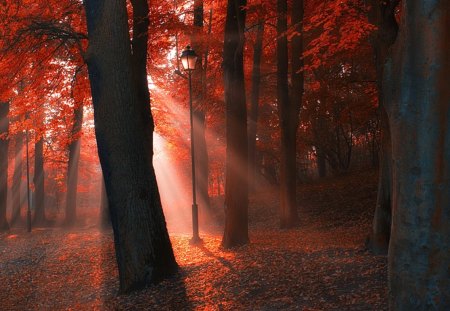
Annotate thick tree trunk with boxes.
[278,0,298,228]
[248,20,264,192]
[11,132,23,226]
[0,102,9,231]
[33,135,46,226]
[193,0,211,212]
[83,0,177,293]
[65,104,83,226]
[367,0,399,254]
[385,1,450,309]
[222,0,249,248]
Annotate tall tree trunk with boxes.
[290,0,304,215]
[0,102,9,231]
[367,0,399,254]
[83,0,177,293]
[11,132,23,226]
[386,1,450,309]
[316,146,327,178]
[65,104,83,226]
[193,0,211,212]
[33,134,46,226]
[248,19,264,192]
[278,0,298,228]
[222,0,249,248]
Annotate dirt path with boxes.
[0,170,387,310]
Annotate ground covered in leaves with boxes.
[0,170,387,310]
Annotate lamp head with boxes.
[180,45,198,71]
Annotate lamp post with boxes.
[25,126,31,233]
[180,45,201,244]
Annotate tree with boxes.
[0,101,9,231]
[192,0,211,212]
[385,1,450,308]
[11,132,24,225]
[83,0,177,293]
[367,0,399,254]
[248,16,264,192]
[278,0,298,228]
[222,0,249,248]
[65,103,83,226]
[33,118,47,226]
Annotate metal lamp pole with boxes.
[25,128,31,233]
[188,69,200,244]
[180,45,201,244]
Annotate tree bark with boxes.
[33,134,46,226]
[248,20,264,192]
[222,0,249,248]
[366,0,399,254]
[11,132,23,226]
[193,0,211,212]
[385,1,450,308]
[278,0,298,228]
[65,104,83,226]
[83,0,177,293]
[290,0,304,215]
[0,102,9,231]
[370,108,392,254]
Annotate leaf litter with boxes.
[0,170,387,310]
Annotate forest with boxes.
[0,0,448,310]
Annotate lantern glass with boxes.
[180,46,198,71]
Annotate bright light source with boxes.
[180,46,198,71]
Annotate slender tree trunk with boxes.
[370,108,392,254]
[0,102,9,231]
[33,134,46,226]
[248,19,264,192]
[290,0,304,215]
[385,1,450,309]
[83,0,177,293]
[193,0,211,212]
[367,0,399,254]
[278,0,298,228]
[222,0,249,248]
[11,132,23,226]
[316,147,327,178]
[65,104,83,226]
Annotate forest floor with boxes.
[0,169,387,310]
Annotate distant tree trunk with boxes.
[65,104,83,226]
[316,146,327,178]
[33,133,46,226]
[11,132,23,226]
[193,0,211,211]
[99,177,110,228]
[0,102,9,231]
[248,19,264,192]
[278,0,298,228]
[290,0,303,212]
[83,0,177,293]
[385,1,450,309]
[367,0,399,254]
[222,0,249,248]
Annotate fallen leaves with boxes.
[0,170,387,310]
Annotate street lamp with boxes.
[180,45,201,244]
[25,121,31,233]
